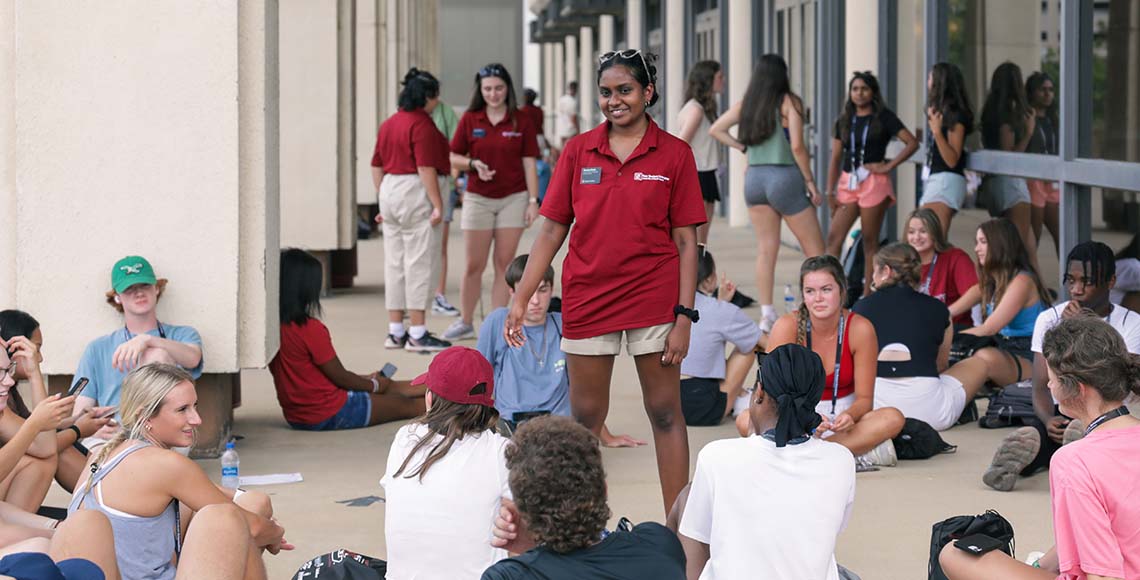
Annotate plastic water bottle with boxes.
[221,441,240,489]
[784,284,797,314]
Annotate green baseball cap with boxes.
[111,256,157,293]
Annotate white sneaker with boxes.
[442,320,476,341]
[859,439,898,467]
[432,294,461,316]
[759,312,779,335]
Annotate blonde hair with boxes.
[85,363,193,496]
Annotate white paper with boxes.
[238,472,303,486]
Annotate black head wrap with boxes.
[760,344,826,447]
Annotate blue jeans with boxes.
[289,390,373,431]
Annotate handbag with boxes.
[292,549,387,580]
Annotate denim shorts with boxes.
[289,390,372,431]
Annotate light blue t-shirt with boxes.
[72,323,204,408]
[477,308,570,422]
[680,293,762,380]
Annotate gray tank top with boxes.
[68,443,178,580]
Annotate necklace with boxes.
[524,319,549,367]
[1084,405,1129,437]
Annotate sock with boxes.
[389,322,406,338]
[409,325,428,340]
[760,304,776,319]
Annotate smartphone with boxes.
[954,534,1006,556]
[95,407,118,419]
[68,377,90,397]
[379,363,397,378]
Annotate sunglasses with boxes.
[599,49,650,78]
[478,64,507,79]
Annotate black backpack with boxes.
[928,510,1014,580]
[979,380,1037,428]
[893,418,957,459]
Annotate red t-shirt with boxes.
[919,247,978,327]
[450,109,540,198]
[371,108,450,175]
[540,119,707,339]
[519,104,545,136]
[268,319,347,425]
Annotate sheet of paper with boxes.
[238,472,304,486]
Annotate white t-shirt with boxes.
[679,436,855,580]
[380,423,512,580]
[1030,303,1140,355]
[1111,258,1140,305]
[679,99,718,171]
[556,93,578,138]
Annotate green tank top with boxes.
[746,112,795,166]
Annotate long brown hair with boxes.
[977,219,1050,319]
[795,256,848,346]
[684,60,721,122]
[907,208,951,253]
[394,395,500,481]
[739,54,803,145]
[874,243,922,290]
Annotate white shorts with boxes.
[873,375,966,431]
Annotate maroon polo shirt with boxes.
[519,104,545,136]
[540,118,706,339]
[450,109,540,198]
[371,108,449,175]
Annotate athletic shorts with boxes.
[744,164,812,215]
[561,323,672,357]
[873,375,967,432]
[981,175,1031,216]
[837,171,895,208]
[0,552,104,580]
[1027,179,1059,208]
[461,191,528,230]
[680,377,727,426]
[697,170,721,203]
[289,390,372,431]
[921,171,967,211]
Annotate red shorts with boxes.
[837,171,895,208]
[1027,179,1059,208]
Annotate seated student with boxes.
[905,208,979,328]
[477,255,643,446]
[750,256,904,465]
[485,416,686,580]
[941,317,1140,580]
[679,248,763,426]
[72,256,204,429]
[270,249,426,430]
[677,344,855,580]
[381,347,510,580]
[0,311,111,494]
[954,219,1051,388]
[984,241,1140,491]
[856,243,990,431]
[69,364,290,580]
[0,510,119,578]
[1113,255,1140,313]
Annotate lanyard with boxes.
[1035,119,1055,155]
[124,321,167,341]
[850,120,870,169]
[806,312,847,416]
[1084,405,1129,437]
[919,252,939,295]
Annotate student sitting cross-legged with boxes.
[476,255,644,446]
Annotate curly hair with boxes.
[505,416,610,554]
[1042,316,1140,404]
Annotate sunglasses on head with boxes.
[599,49,650,77]
[479,64,507,79]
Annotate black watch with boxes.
[673,305,699,323]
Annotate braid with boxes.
[796,303,810,346]
[82,430,131,498]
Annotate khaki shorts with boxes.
[461,191,528,230]
[561,323,673,356]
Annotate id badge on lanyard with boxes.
[848,122,870,190]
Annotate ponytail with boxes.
[1129,353,1140,398]
[399,67,441,111]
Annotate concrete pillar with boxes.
[845,1,878,77]
[627,0,644,49]
[553,41,565,121]
[357,0,381,206]
[599,14,615,54]
[384,0,400,116]
[336,0,356,251]
[579,26,594,130]
[543,42,556,135]
[564,34,578,85]
[664,0,684,132]
[727,0,751,227]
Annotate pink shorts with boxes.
[837,171,895,208]
[1027,179,1059,208]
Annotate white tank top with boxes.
[681,99,718,171]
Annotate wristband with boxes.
[67,424,82,441]
[529,197,538,204]
[371,377,380,393]
[468,158,478,171]
[673,305,700,323]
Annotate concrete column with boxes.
[845,1,878,77]
[564,34,578,85]
[599,14,615,54]
[664,0,684,132]
[627,0,644,49]
[385,0,400,116]
[1,0,16,305]
[727,0,751,227]
[357,0,380,206]
[336,0,356,250]
[553,41,565,121]
[543,42,556,134]
[579,26,594,129]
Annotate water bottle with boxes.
[221,440,240,489]
[784,284,797,314]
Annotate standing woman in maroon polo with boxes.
[444,63,540,342]
[504,50,705,514]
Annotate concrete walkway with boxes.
[48,208,1059,579]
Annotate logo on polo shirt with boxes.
[633,172,670,182]
[501,131,523,138]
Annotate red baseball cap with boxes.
[411,346,495,407]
